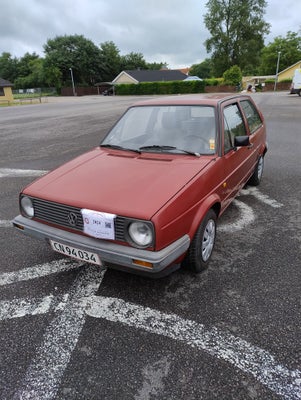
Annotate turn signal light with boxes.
[132,259,153,269]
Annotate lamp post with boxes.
[274,51,281,92]
[69,68,76,96]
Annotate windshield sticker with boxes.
[81,209,116,239]
[209,139,215,150]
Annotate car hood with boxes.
[24,148,213,219]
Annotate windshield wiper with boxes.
[139,145,176,151]
[139,145,200,157]
[100,144,141,153]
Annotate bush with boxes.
[223,65,242,86]
[115,80,205,95]
[203,78,222,86]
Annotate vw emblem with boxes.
[68,212,78,226]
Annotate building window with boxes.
[0,88,4,96]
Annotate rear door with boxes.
[240,98,265,165]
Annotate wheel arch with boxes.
[187,195,221,241]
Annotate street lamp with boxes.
[69,68,76,96]
[274,51,281,92]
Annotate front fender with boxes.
[187,194,221,241]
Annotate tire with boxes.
[248,155,264,186]
[183,209,217,273]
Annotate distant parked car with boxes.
[102,87,114,96]
[290,68,301,96]
[13,94,267,276]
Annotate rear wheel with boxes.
[248,155,264,186]
[183,209,217,273]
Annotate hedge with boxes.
[115,80,206,95]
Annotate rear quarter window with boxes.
[241,100,262,134]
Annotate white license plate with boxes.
[50,240,102,266]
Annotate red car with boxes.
[13,94,267,276]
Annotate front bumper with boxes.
[13,215,190,276]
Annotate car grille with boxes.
[32,198,126,242]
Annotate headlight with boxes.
[128,221,153,247]
[21,196,34,218]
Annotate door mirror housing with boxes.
[234,135,250,147]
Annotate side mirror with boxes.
[234,135,250,147]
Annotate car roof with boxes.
[132,93,251,107]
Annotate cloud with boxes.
[0,0,300,68]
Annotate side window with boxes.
[223,116,232,153]
[241,100,262,133]
[223,104,246,153]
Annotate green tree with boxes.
[14,58,45,89]
[120,52,148,70]
[99,41,121,82]
[259,31,301,75]
[43,65,62,91]
[190,59,213,78]
[17,52,40,78]
[44,34,102,86]
[204,0,270,77]
[146,62,167,70]
[0,52,18,81]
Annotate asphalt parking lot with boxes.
[0,92,300,400]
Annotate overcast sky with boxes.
[1,0,300,69]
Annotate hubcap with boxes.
[202,219,216,261]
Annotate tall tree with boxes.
[120,52,148,70]
[17,52,40,78]
[204,0,270,76]
[44,35,102,86]
[99,41,121,82]
[0,52,18,81]
[146,62,167,70]
[14,58,45,89]
[190,59,213,78]
[259,31,301,75]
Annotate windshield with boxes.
[101,105,217,155]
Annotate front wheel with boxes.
[248,155,264,186]
[183,209,217,273]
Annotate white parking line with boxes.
[0,294,69,320]
[87,296,301,400]
[240,187,284,208]
[13,265,106,400]
[0,220,12,228]
[0,168,47,178]
[218,199,255,232]
[0,259,81,286]
[1,260,300,399]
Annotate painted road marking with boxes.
[240,186,284,208]
[0,259,81,286]
[0,220,12,227]
[1,260,300,399]
[0,294,69,320]
[13,265,107,400]
[87,296,301,400]
[0,168,47,178]
[218,199,255,232]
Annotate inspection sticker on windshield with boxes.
[81,209,116,239]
